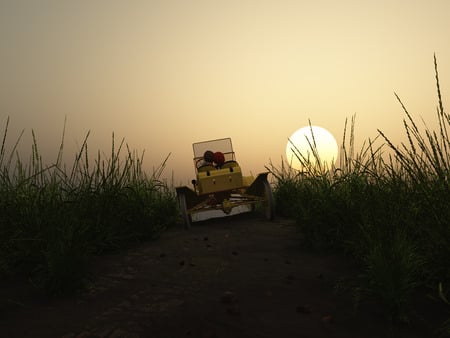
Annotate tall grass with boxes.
[268,55,450,324]
[0,121,177,295]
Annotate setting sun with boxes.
[286,126,339,170]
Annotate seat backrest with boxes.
[197,164,215,173]
[221,160,239,169]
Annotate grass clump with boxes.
[0,122,177,296]
[268,55,450,325]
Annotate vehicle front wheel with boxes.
[177,192,191,229]
[263,180,275,220]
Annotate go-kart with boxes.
[175,138,274,228]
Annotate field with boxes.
[0,124,178,296]
[0,56,449,335]
[269,56,450,334]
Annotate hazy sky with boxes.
[1,0,449,184]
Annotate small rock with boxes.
[109,328,139,338]
[91,327,113,337]
[221,291,237,304]
[118,300,131,309]
[203,236,209,241]
[285,259,292,264]
[296,305,312,314]
[202,329,217,338]
[321,315,333,325]
[226,304,241,316]
[179,260,185,266]
[61,333,76,338]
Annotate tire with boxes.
[178,192,191,229]
[263,179,275,220]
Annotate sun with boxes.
[286,126,339,170]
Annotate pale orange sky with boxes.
[1,0,449,184]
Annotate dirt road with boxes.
[0,213,437,337]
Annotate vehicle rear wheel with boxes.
[178,192,191,229]
[263,180,275,220]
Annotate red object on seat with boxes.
[213,151,225,167]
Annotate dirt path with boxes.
[0,213,437,337]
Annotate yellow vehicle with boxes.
[175,138,274,228]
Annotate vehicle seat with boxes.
[221,161,239,172]
[197,164,216,173]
